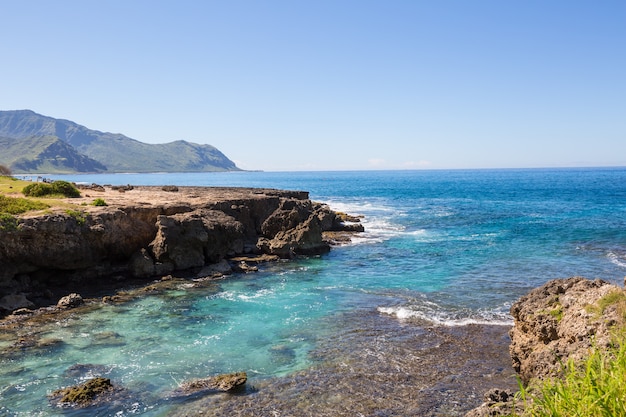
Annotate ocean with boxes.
[2,168,626,416]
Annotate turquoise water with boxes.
[3,168,626,415]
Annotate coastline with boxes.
[0,184,361,316]
[2,172,625,415]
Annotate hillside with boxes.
[0,110,240,173]
[0,135,107,173]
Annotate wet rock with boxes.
[232,261,259,273]
[162,185,179,192]
[50,377,114,407]
[464,389,521,417]
[92,331,125,346]
[172,372,247,397]
[57,293,84,309]
[64,363,114,378]
[197,259,233,277]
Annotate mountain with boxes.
[0,110,241,173]
[0,135,107,173]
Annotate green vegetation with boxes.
[0,110,239,173]
[0,195,49,215]
[91,198,108,206]
[518,336,626,416]
[586,289,626,322]
[0,213,18,231]
[22,180,81,198]
[548,304,563,322]
[65,209,87,225]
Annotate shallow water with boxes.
[3,168,626,415]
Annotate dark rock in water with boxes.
[171,372,247,397]
[269,344,297,367]
[50,377,114,407]
[162,185,179,192]
[464,388,522,417]
[56,293,84,309]
[64,363,113,378]
[91,331,125,347]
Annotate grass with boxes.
[0,176,80,228]
[585,289,626,322]
[507,291,626,416]
[518,335,626,416]
[0,194,49,215]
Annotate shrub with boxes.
[65,209,87,225]
[0,195,49,214]
[23,180,81,198]
[51,181,81,198]
[0,213,18,231]
[91,198,108,206]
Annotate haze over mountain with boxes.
[0,110,240,173]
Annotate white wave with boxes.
[377,305,513,327]
[608,252,626,268]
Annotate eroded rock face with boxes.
[509,276,620,384]
[466,277,624,417]
[0,186,363,315]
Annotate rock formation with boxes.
[466,276,625,416]
[0,186,362,316]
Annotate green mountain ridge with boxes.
[0,135,107,174]
[0,110,240,173]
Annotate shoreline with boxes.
[0,184,362,316]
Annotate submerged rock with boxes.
[50,377,114,407]
[171,372,248,397]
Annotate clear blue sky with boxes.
[1,1,624,171]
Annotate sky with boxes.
[1,1,625,171]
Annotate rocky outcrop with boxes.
[466,276,624,416]
[508,277,622,384]
[0,186,362,316]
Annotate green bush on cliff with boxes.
[22,180,80,198]
[0,213,18,231]
[0,195,49,214]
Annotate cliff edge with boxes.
[0,185,361,316]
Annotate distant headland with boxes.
[0,110,240,174]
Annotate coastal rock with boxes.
[50,377,114,408]
[464,389,521,417]
[172,372,247,397]
[0,186,363,316]
[149,209,245,269]
[509,276,620,384]
[0,293,35,314]
[466,276,624,417]
[57,293,84,309]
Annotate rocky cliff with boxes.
[0,186,361,315]
[467,276,625,416]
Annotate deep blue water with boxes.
[3,168,626,415]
